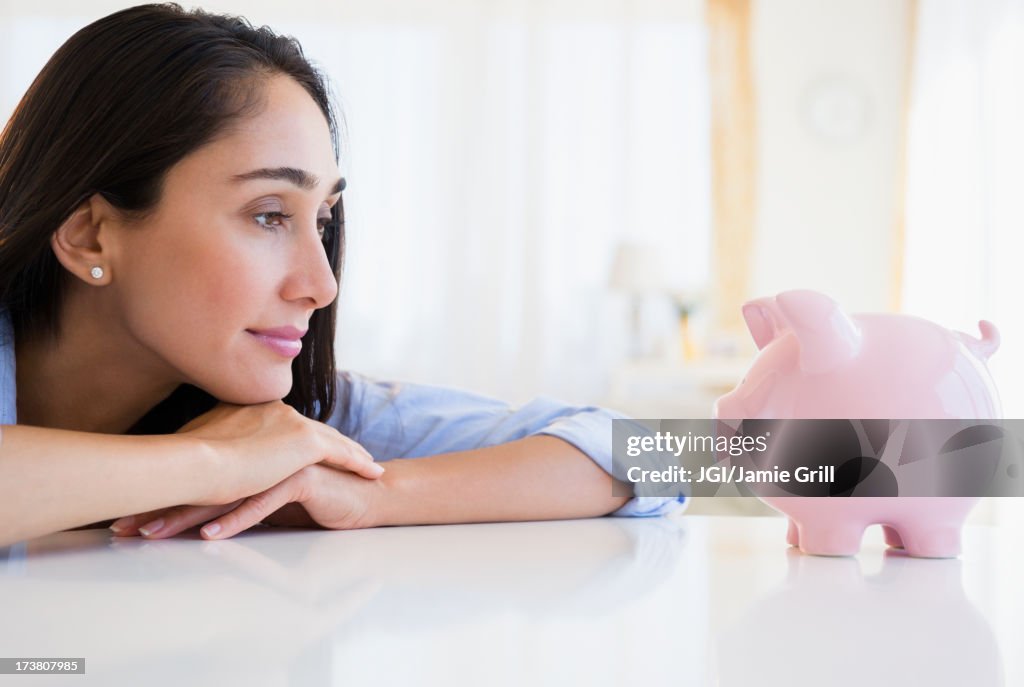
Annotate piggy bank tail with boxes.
[958,320,1000,361]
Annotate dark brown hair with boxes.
[0,3,348,432]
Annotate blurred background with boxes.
[3,1,1022,519]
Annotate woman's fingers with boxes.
[112,424,380,541]
[260,502,317,528]
[201,472,309,540]
[317,431,385,480]
[137,501,244,540]
[110,508,172,536]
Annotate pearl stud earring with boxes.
[90,266,104,279]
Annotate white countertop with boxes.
[0,514,1019,686]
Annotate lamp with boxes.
[669,288,707,362]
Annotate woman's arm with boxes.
[332,371,686,517]
[132,434,630,539]
[0,402,384,547]
[110,373,686,539]
[369,435,631,525]
[0,425,214,546]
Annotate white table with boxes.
[1,514,1020,686]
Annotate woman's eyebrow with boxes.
[231,167,345,194]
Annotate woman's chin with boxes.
[206,378,293,406]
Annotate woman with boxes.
[0,4,685,547]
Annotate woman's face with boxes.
[107,74,342,404]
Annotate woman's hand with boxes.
[176,400,384,505]
[112,464,379,539]
[108,401,383,537]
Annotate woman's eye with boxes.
[316,216,335,240]
[253,211,292,232]
[253,210,333,241]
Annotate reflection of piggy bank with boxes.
[713,290,1002,558]
[715,549,1003,686]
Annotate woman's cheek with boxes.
[193,242,273,316]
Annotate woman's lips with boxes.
[246,327,306,358]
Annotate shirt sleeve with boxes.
[324,370,687,518]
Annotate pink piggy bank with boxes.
[713,289,1002,558]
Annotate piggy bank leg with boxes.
[793,521,866,557]
[895,525,962,559]
[881,525,904,549]
[786,519,800,547]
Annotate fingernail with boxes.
[138,519,164,536]
[201,523,222,538]
[110,517,132,533]
[369,463,385,477]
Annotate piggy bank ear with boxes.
[742,298,788,350]
[775,290,861,374]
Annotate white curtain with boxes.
[904,0,1024,533]
[279,4,713,405]
[903,0,1024,417]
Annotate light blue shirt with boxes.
[0,309,685,517]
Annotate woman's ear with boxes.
[49,193,123,285]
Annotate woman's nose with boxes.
[282,223,339,308]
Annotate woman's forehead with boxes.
[168,78,339,193]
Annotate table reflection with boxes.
[715,546,1004,687]
[0,517,686,686]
